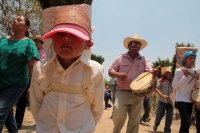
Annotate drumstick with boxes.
[136,65,161,81]
[176,63,197,77]
[188,69,200,84]
[126,58,137,74]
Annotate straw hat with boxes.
[123,34,147,50]
[42,5,91,41]
[161,66,172,76]
[31,35,44,44]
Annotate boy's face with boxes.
[52,32,88,59]
[166,72,172,80]
[184,55,196,67]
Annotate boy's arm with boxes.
[172,69,188,89]
[30,62,44,121]
[91,67,104,125]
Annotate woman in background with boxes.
[0,16,39,132]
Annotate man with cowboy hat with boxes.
[108,34,158,133]
[32,35,46,60]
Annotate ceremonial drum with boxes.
[191,88,200,109]
[130,72,156,97]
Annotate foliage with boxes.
[152,57,172,78]
[91,53,105,65]
[104,78,115,91]
[172,42,194,77]
[0,0,42,37]
[104,78,112,86]
[37,0,93,9]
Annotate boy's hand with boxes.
[184,69,189,77]
[162,94,170,100]
[194,102,200,110]
[194,70,200,80]
[151,69,159,77]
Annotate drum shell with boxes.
[191,88,200,109]
[130,72,156,97]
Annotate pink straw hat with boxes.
[43,6,91,41]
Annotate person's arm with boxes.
[108,56,127,81]
[155,88,170,100]
[144,57,159,77]
[91,66,104,125]
[194,70,200,88]
[28,58,37,80]
[27,58,37,101]
[172,69,188,89]
[30,62,44,121]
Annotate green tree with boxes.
[152,57,172,78]
[104,78,115,91]
[37,0,93,9]
[91,53,105,65]
[0,0,42,37]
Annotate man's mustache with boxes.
[131,48,139,51]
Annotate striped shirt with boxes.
[157,79,172,103]
[0,37,40,90]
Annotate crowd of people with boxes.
[0,3,199,133]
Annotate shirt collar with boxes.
[43,53,93,67]
[123,52,142,60]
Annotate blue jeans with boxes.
[155,101,173,132]
[0,85,27,133]
[195,108,200,133]
[142,98,150,121]
[176,102,193,133]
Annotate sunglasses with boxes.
[129,41,141,47]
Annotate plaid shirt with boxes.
[157,79,172,103]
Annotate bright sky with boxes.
[91,0,200,80]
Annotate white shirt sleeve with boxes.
[91,64,104,125]
[172,69,188,89]
[30,61,44,121]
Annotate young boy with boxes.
[30,5,104,133]
[173,51,200,133]
[32,35,46,60]
[153,66,173,133]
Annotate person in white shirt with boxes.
[172,51,200,133]
[30,5,104,133]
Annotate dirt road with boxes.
[2,107,196,133]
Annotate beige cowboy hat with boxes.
[161,66,172,76]
[123,34,147,50]
[31,35,44,44]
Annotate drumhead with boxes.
[130,72,154,91]
[191,89,200,102]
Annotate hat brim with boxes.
[161,66,172,76]
[123,37,147,50]
[31,37,44,44]
[42,24,90,41]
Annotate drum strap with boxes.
[139,56,146,74]
[43,61,93,106]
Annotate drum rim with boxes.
[191,88,200,102]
